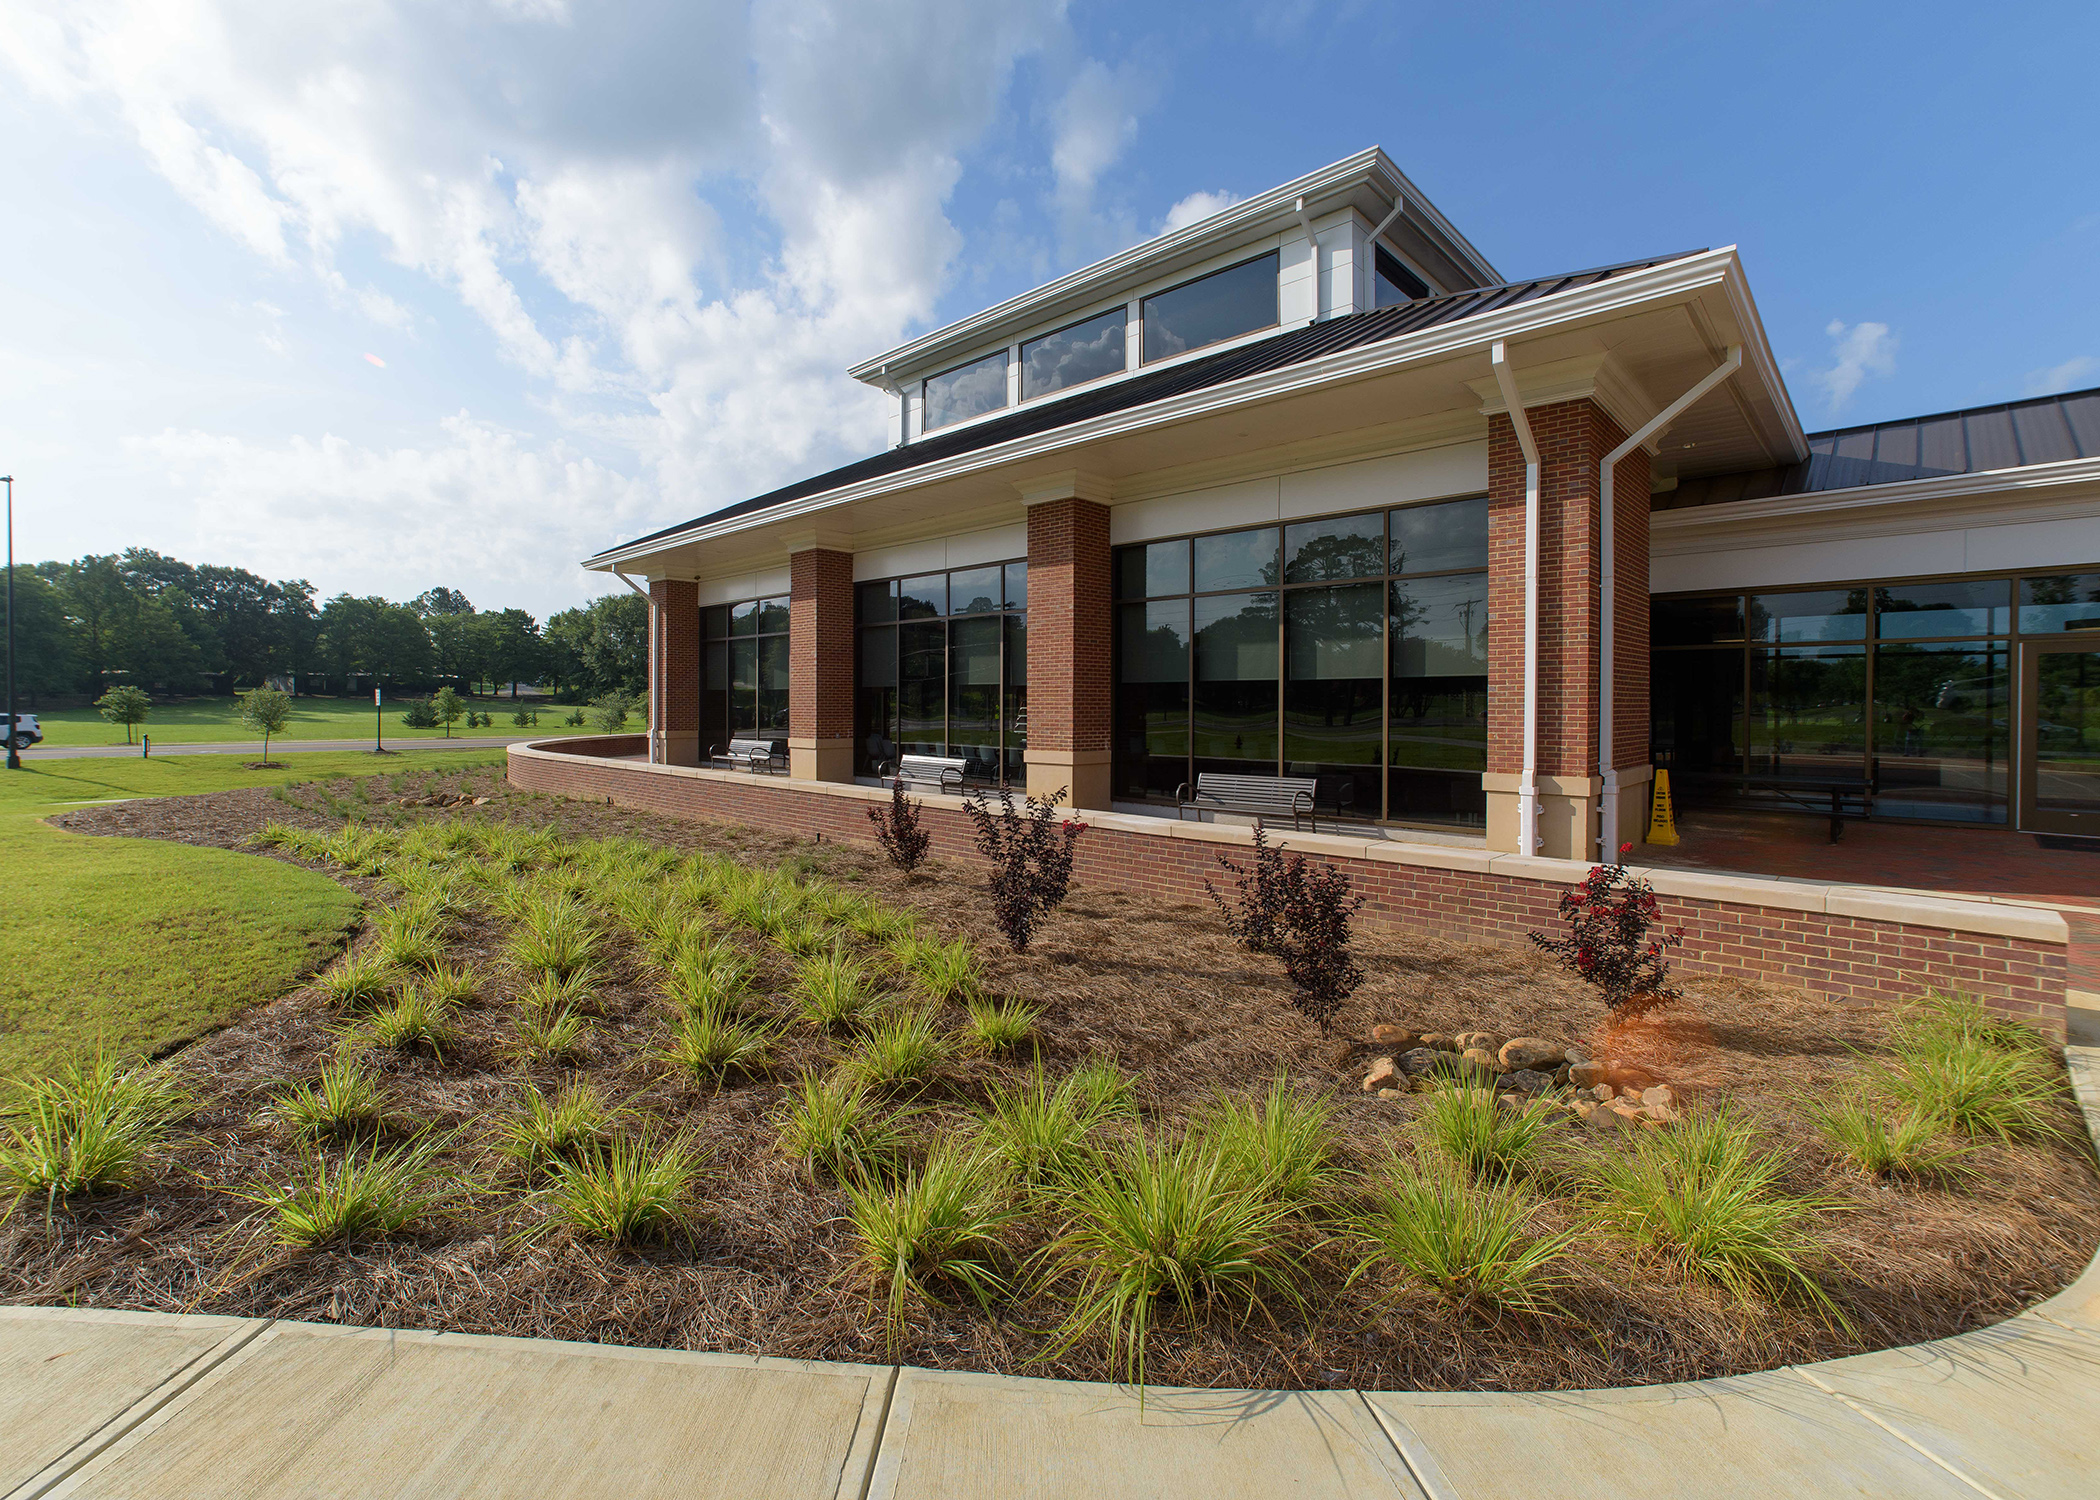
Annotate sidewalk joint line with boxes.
[1353,1391,1457,1500]
[9,1317,275,1500]
[849,1365,901,1500]
[1791,1367,2010,1500]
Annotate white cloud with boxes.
[2023,355,2098,398]
[1160,189,1241,235]
[0,0,1164,612]
[1813,318,1896,412]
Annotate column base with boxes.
[1607,764,1655,855]
[1482,773,1601,860]
[1023,749,1112,812]
[654,730,700,767]
[788,737,856,783]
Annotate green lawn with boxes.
[30,695,603,747]
[0,749,503,1081]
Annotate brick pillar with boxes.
[1605,439,1654,855]
[648,578,699,766]
[1482,398,1639,859]
[1024,494,1113,810]
[789,548,855,782]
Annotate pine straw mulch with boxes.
[8,765,2099,1394]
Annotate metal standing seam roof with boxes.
[593,251,1701,561]
[1657,385,2100,510]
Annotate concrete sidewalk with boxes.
[25,736,538,760]
[6,1046,2097,1499]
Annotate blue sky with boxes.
[2,0,2094,618]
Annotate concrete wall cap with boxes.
[1486,853,1593,886]
[1359,842,1500,875]
[1826,888,2070,944]
[1635,867,1831,915]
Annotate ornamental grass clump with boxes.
[519,970,597,1020]
[1045,1131,1304,1393]
[795,947,883,1031]
[535,1133,706,1246]
[508,893,601,982]
[363,984,455,1059]
[271,1057,388,1141]
[904,938,984,1006]
[665,941,756,1015]
[975,1064,1129,1191]
[778,1072,917,1182]
[1874,993,2065,1144]
[1812,1096,1975,1183]
[318,949,400,1011]
[844,1143,1014,1355]
[0,1055,191,1211]
[420,964,479,1009]
[846,1008,954,1087]
[493,1081,618,1170]
[662,1004,779,1086]
[1529,845,1684,1016]
[1586,1109,1844,1322]
[1195,1074,1338,1205]
[371,908,447,972]
[963,996,1039,1055]
[242,1131,458,1247]
[1417,1085,1562,1182]
[1347,1155,1574,1318]
[515,1005,592,1066]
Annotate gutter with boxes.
[1595,344,1742,854]
[612,571,658,764]
[1489,340,1542,857]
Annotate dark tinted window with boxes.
[1749,589,1868,643]
[1875,579,2009,638]
[923,350,1008,431]
[1115,540,1189,599]
[754,596,790,635]
[897,574,947,620]
[1003,561,1029,611]
[1193,527,1278,592]
[1373,246,1429,306]
[949,567,1002,615]
[1654,595,1746,647]
[1142,253,1278,362]
[1284,513,1384,582]
[856,580,896,625]
[2021,574,2100,633]
[1021,309,1125,399]
[1390,496,1488,575]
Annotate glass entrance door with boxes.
[2020,636,2100,837]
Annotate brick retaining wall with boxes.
[508,740,2070,1039]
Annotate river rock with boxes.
[1399,1047,1443,1077]
[1499,1037,1564,1070]
[1460,1046,1503,1076]
[1361,1057,1400,1092]
[1504,1068,1555,1095]
[1569,1061,1609,1088]
[1641,1085,1677,1110]
[1419,1032,1456,1052]
[1369,1024,1416,1048]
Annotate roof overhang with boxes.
[590,248,1806,581]
[847,147,1501,389]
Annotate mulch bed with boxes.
[7,766,2098,1393]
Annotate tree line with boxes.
[5,549,646,703]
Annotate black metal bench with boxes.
[1682,772,1873,842]
[709,737,787,774]
[1176,772,1325,831]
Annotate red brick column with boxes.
[1024,496,1113,809]
[648,578,699,766]
[789,548,855,782]
[1605,438,1654,852]
[1483,398,1635,858]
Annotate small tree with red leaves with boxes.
[1208,823,1366,1034]
[963,785,1087,951]
[1529,844,1686,1015]
[867,781,933,876]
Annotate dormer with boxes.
[849,147,1499,449]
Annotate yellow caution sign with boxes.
[1645,768,1679,846]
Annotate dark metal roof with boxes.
[1657,385,2100,511]
[597,251,1699,559]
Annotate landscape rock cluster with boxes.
[1359,1023,1684,1128]
[395,793,491,808]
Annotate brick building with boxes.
[530,148,2095,1030]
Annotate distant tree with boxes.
[431,685,465,737]
[95,684,152,743]
[237,686,293,763]
[399,697,440,729]
[270,579,320,692]
[478,608,543,698]
[427,610,481,687]
[590,691,634,731]
[4,566,80,699]
[545,594,647,700]
[412,586,475,617]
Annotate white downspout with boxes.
[613,570,658,764]
[1293,197,1324,319]
[1489,340,1541,856]
[1359,195,1406,309]
[1596,344,1743,854]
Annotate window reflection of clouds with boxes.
[1022,310,1125,399]
[923,350,1008,430]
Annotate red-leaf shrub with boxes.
[1528,844,1685,1014]
[867,781,932,875]
[1208,823,1366,1034]
[963,785,1086,951]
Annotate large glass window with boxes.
[1021,309,1125,399]
[855,560,1029,781]
[700,595,789,746]
[1113,493,1489,827]
[1141,253,1279,363]
[1650,571,2060,826]
[922,350,1009,431]
[1373,246,1430,307]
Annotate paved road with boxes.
[21,736,539,760]
[4,1029,2095,1498]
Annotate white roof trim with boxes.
[1650,454,2100,536]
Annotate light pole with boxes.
[4,475,17,772]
